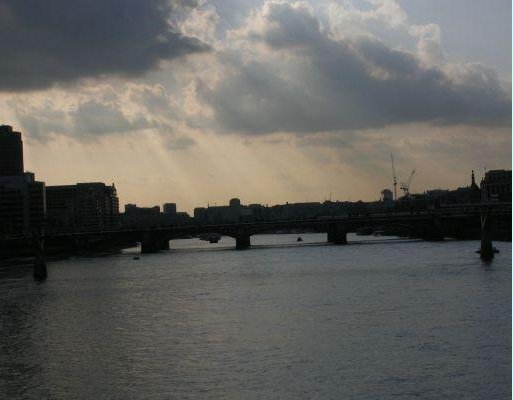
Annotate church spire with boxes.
[470,169,480,192]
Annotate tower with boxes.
[0,125,24,176]
[469,169,481,203]
[470,170,479,191]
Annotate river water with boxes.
[0,234,510,399]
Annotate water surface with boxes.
[0,234,510,399]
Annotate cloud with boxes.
[71,100,153,136]
[10,98,69,141]
[8,83,205,153]
[241,1,323,49]
[195,1,510,135]
[409,23,444,67]
[129,84,179,120]
[165,135,197,150]
[4,0,511,146]
[10,90,155,140]
[0,0,208,92]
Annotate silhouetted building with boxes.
[0,125,24,177]
[0,173,46,236]
[470,170,480,192]
[481,170,511,202]
[229,198,241,208]
[194,198,239,224]
[125,204,160,215]
[0,126,45,237]
[194,198,361,225]
[194,207,208,223]
[380,189,393,204]
[46,183,119,232]
[123,204,161,228]
[124,204,139,214]
[163,203,177,215]
[194,198,245,224]
[438,170,482,205]
[45,185,76,231]
[122,203,190,228]
[408,171,482,209]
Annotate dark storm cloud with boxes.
[201,2,511,134]
[0,0,208,91]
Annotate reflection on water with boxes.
[0,234,511,399]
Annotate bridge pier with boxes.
[421,229,444,241]
[327,223,347,245]
[419,216,444,241]
[480,214,494,261]
[33,236,47,281]
[140,233,170,253]
[157,239,170,250]
[141,233,159,254]
[235,226,251,250]
[141,241,158,254]
[236,234,251,250]
[34,252,47,280]
[72,236,91,252]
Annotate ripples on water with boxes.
[0,234,511,399]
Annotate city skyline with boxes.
[8,123,509,217]
[0,0,510,213]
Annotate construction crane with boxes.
[390,154,397,201]
[400,169,416,198]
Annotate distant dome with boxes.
[229,198,241,207]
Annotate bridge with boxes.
[3,203,509,262]
[129,203,510,253]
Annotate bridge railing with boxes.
[1,202,510,241]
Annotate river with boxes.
[0,234,510,399]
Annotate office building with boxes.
[0,126,45,236]
[380,189,393,204]
[163,203,177,215]
[0,125,24,177]
[0,173,46,236]
[46,183,120,232]
[481,170,512,202]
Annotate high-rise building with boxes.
[0,125,24,176]
[0,126,45,237]
[380,189,394,204]
[46,183,120,232]
[122,204,162,228]
[163,203,177,215]
[0,173,46,236]
[481,170,512,202]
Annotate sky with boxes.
[0,0,510,213]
